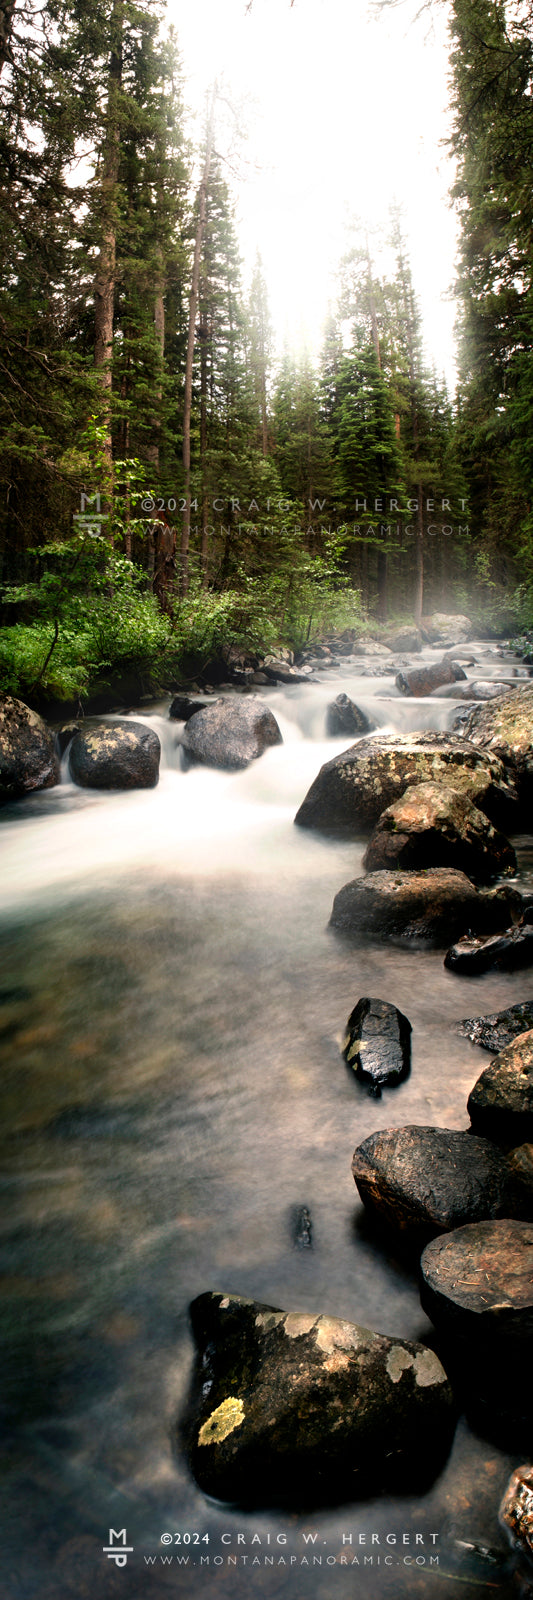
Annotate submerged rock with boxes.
[396,659,466,697]
[294,732,519,836]
[467,1029,533,1147]
[445,920,533,976]
[361,782,516,883]
[69,721,160,789]
[499,1464,533,1561]
[352,1126,514,1238]
[0,695,59,801]
[182,1291,454,1506]
[342,997,411,1094]
[291,1205,313,1249]
[330,869,518,947]
[181,696,282,771]
[325,693,374,737]
[459,1001,533,1054]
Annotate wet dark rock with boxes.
[330,869,519,947]
[396,659,467,697]
[69,721,160,789]
[459,1002,533,1054]
[420,1219,533,1357]
[325,693,374,738]
[382,625,423,652]
[508,1145,533,1217]
[342,996,411,1094]
[499,1464,533,1561]
[452,684,533,807]
[468,1029,533,1147]
[0,695,59,801]
[169,694,214,721]
[183,1290,454,1506]
[352,1126,514,1238]
[361,782,516,883]
[181,696,283,771]
[421,612,473,644]
[291,1205,313,1249]
[294,731,518,836]
[445,921,533,976]
[259,658,310,684]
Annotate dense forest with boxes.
[1,0,533,706]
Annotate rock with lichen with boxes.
[361,782,516,883]
[468,1029,533,1146]
[69,720,160,788]
[330,869,520,947]
[294,732,519,836]
[453,683,533,808]
[181,1291,455,1506]
[0,695,59,801]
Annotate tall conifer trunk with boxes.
[93,0,123,485]
[180,83,217,596]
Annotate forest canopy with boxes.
[1,0,533,706]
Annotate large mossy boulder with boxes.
[330,869,519,947]
[180,696,282,771]
[453,684,533,807]
[182,1291,454,1506]
[421,612,472,644]
[361,782,516,883]
[0,695,59,802]
[352,1126,514,1239]
[467,1029,533,1147]
[294,732,519,836]
[69,721,160,789]
[342,997,411,1094]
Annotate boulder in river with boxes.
[421,1219,533,1435]
[69,721,161,789]
[0,695,59,801]
[421,1218,533,1354]
[458,1001,533,1054]
[467,1029,533,1147]
[330,869,520,946]
[294,731,519,836]
[169,694,214,721]
[180,696,282,771]
[182,1290,454,1506]
[507,1144,533,1217]
[421,612,472,644]
[361,782,516,883]
[499,1464,533,1561]
[396,659,467,697]
[445,919,533,976]
[352,1126,514,1239]
[382,625,423,652]
[342,996,411,1094]
[453,684,533,807]
[325,693,374,738]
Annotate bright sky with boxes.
[170,0,459,388]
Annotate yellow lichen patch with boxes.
[413,1348,446,1388]
[198,1396,245,1447]
[386,1346,415,1384]
[284,1312,318,1339]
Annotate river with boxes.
[1,642,532,1600]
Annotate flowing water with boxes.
[1,644,532,1600]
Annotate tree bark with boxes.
[180,82,217,596]
[93,0,123,486]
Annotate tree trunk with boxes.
[0,0,16,75]
[180,82,217,596]
[413,484,424,626]
[93,0,123,486]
